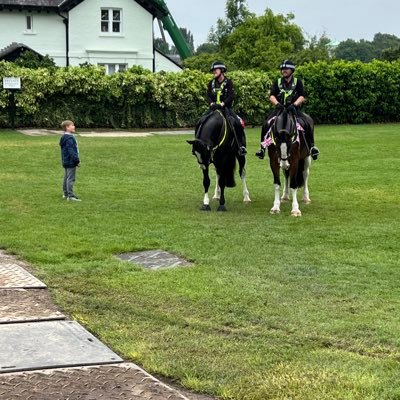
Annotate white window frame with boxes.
[98,63,128,75]
[24,14,34,34]
[100,8,123,36]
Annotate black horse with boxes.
[262,108,312,217]
[188,110,250,211]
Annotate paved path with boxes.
[0,251,212,400]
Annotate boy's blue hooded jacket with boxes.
[60,134,80,168]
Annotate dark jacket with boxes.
[206,77,235,108]
[270,76,306,106]
[60,133,80,168]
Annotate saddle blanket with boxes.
[262,116,303,149]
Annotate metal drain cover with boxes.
[0,289,65,324]
[0,321,122,373]
[0,264,46,289]
[117,250,192,270]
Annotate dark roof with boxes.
[0,42,43,61]
[0,0,59,10]
[0,0,168,16]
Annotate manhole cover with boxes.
[0,321,122,373]
[0,364,190,400]
[0,289,65,324]
[117,250,192,270]
[0,264,46,289]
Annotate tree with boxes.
[208,0,254,47]
[14,51,56,69]
[220,9,305,70]
[154,38,172,54]
[334,39,375,62]
[196,42,219,55]
[295,34,333,64]
[381,45,400,61]
[179,28,195,53]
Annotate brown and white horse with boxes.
[263,109,312,217]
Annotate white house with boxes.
[0,0,182,73]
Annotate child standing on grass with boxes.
[60,120,81,201]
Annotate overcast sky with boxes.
[162,0,400,46]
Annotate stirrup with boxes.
[238,146,247,156]
[255,148,265,160]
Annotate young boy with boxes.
[60,120,81,201]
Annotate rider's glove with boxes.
[275,103,284,111]
[287,104,298,115]
[210,103,218,111]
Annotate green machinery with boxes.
[145,0,193,60]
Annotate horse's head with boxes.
[272,110,298,170]
[187,139,212,170]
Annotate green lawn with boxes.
[0,125,399,400]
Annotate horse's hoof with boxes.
[243,198,252,204]
[291,210,302,217]
[213,196,221,201]
[303,198,311,204]
[270,208,280,214]
[281,197,290,203]
[200,204,211,211]
[217,205,227,212]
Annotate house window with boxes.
[99,64,127,75]
[26,15,33,32]
[101,9,122,34]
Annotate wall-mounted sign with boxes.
[3,77,21,89]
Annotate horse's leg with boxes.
[303,156,312,204]
[281,172,290,202]
[217,174,227,212]
[238,155,251,203]
[213,172,221,200]
[269,147,281,214]
[200,167,211,211]
[289,159,302,217]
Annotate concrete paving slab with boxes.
[0,321,122,373]
[0,264,46,289]
[0,289,65,324]
[117,250,193,270]
[0,364,191,400]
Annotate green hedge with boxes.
[0,60,399,128]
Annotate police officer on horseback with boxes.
[256,60,320,160]
[206,61,247,156]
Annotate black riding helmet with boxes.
[280,60,296,72]
[210,61,227,73]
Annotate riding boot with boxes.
[238,128,247,156]
[306,130,320,160]
[255,148,265,159]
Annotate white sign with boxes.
[3,77,21,89]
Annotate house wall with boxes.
[0,10,67,66]
[155,51,182,72]
[68,0,154,70]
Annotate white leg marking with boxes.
[303,156,311,204]
[213,174,221,200]
[241,168,251,203]
[291,188,302,217]
[203,193,210,206]
[270,184,281,214]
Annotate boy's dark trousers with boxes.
[63,167,76,198]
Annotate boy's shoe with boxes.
[67,196,81,202]
[255,148,265,159]
[310,146,320,160]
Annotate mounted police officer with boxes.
[256,60,319,160]
[205,61,247,156]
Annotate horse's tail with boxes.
[223,153,236,188]
[296,158,305,188]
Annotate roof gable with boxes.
[0,0,168,17]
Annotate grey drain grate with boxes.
[117,250,192,270]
